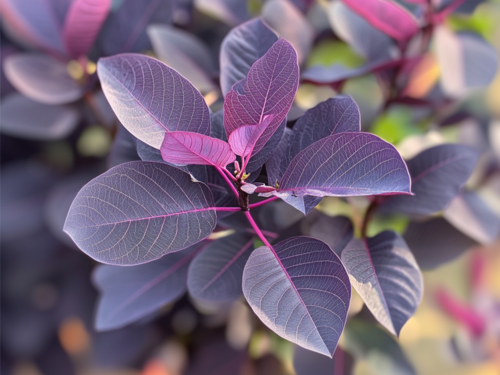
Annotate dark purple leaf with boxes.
[187,233,254,301]
[4,53,84,105]
[341,231,422,336]
[341,0,419,42]
[195,0,249,27]
[0,0,67,56]
[63,0,112,59]
[98,0,173,56]
[136,139,165,163]
[220,18,278,96]
[294,345,354,375]
[435,27,498,98]
[266,127,293,186]
[273,133,411,204]
[262,0,314,64]
[63,161,217,265]
[161,131,236,167]
[404,217,478,270]
[224,39,299,159]
[243,236,351,357]
[93,246,199,330]
[0,93,80,141]
[108,124,141,167]
[378,144,478,216]
[210,109,227,141]
[1,45,18,98]
[443,191,500,245]
[147,24,217,93]
[98,54,211,149]
[301,213,353,256]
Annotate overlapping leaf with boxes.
[98,54,211,149]
[4,53,84,105]
[188,233,254,301]
[93,246,200,330]
[379,144,478,216]
[62,0,112,58]
[220,19,278,96]
[63,161,217,265]
[302,213,354,256]
[243,236,351,357]
[341,231,422,336]
[194,0,249,27]
[228,115,274,157]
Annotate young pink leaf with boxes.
[341,0,419,42]
[228,115,274,157]
[63,0,112,59]
[161,131,236,167]
[224,39,299,156]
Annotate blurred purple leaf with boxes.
[220,18,278,96]
[379,144,478,216]
[187,233,254,301]
[443,191,500,245]
[63,0,112,59]
[98,54,211,149]
[341,0,419,42]
[228,115,274,157]
[98,0,173,56]
[108,124,141,167]
[262,0,314,65]
[0,93,80,141]
[266,127,293,187]
[194,0,249,27]
[294,345,354,375]
[1,45,18,98]
[4,53,84,105]
[63,161,217,265]
[243,236,351,357]
[161,131,236,167]
[342,231,422,336]
[435,26,498,98]
[302,213,354,256]
[93,246,199,330]
[136,139,165,163]
[224,39,299,157]
[147,24,217,93]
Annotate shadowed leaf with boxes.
[302,213,354,256]
[194,0,249,27]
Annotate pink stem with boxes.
[215,206,241,212]
[221,166,238,181]
[248,196,280,209]
[244,211,272,248]
[216,166,239,197]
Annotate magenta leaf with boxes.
[378,144,478,216]
[272,133,411,203]
[63,161,217,266]
[0,93,80,141]
[228,115,274,157]
[342,231,422,336]
[220,19,278,96]
[161,131,236,167]
[62,0,112,59]
[243,236,351,357]
[4,53,84,105]
[93,245,200,331]
[187,233,254,301]
[341,0,419,42]
[98,54,210,149]
[224,39,299,157]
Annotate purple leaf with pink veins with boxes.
[228,115,274,157]
[161,131,236,168]
[224,39,299,157]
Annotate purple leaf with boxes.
[435,26,498,98]
[294,345,354,375]
[273,133,411,201]
[262,0,314,64]
[0,93,80,141]
[161,131,236,167]
[403,217,477,269]
[224,39,299,156]
[98,54,211,149]
[228,115,274,157]
[266,127,293,187]
[187,233,254,301]
[108,124,140,167]
[243,236,351,357]
[378,144,478,216]
[443,191,500,245]
[98,0,173,56]
[195,0,249,27]
[63,161,217,265]
[147,24,217,93]
[341,0,419,42]
[93,245,200,330]
[4,53,84,105]
[302,213,354,256]
[136,139,165,163]
[0,0,67,56]
[62,0,112,59]
[220,18,278,96]
[341,231,422,336]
